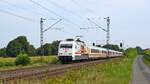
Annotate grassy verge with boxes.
[143,55,150,67]
[142,49,150,67]
[0,56,58,71]
[43,48,137,84]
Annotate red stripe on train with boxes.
[75,52,81,54]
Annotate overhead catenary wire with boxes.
[43,19,62,32]
[70,0,94,14]
[0,0,51,18]
[29,0,59,18]
[46,0,83,19]
[29,0,81,28]
[87,18,107,32]
[0,9,37,23]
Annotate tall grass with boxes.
[0,56,58,71]
[143,49,150,67]
[45,48,137,84]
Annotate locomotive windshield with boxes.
[60,44,72,48]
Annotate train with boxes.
[58,38,123,63]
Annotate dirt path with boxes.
[132,56,150,84]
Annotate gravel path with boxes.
[132,56,150,84]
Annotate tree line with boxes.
[0,36,60,57]
[0,36,143,57]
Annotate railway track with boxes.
[0,58,120,83]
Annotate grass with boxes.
[143,55,150,67]
[143,49,150,67]
[42,48,138,84]
[0,56,58,71]
[45,58,133,84]
[0,48,138,84]
[3,56,136,84]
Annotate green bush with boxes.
[125,48,138,58]
[15,53,31,66]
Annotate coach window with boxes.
[75,45,77,49]
[60,44,72,48]
[91,49,99,53]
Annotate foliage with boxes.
[143,55,150,66]
[2,36,60,56]
[0,47,7,57]
[51,41,60,55]
[37,41,60,56]
[143,49,150,56]
[27,45,36,56]
[6,36,35,57]
[136,46,143,55]
[15,53,31,66]
[36,43,52,56]
[125,48,138,58]
[102,44,121,51]
[143,49,150,67]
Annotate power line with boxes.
[46,0,83,19]
[29,0,81,28]
[70,0,94,14]
[29,0,59,17]
[43,19,62,32]
[0,9,37,22]
[0,0,48,18]
[87,18,107,32]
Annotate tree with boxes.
[0,48,6,57]
[27,45,36,56]
[136,46,143,55]
[51,41,60,55]
[102,44,120,51]
[6,36,34,57]
[36,40,60,56]
[44,43,53,56]
[36,43,52,56]
[6,40,22,57]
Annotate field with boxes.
[0,56,58,71]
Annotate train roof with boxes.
[61,38,85,43]
[87,46,107,51]
[87,45,122,53]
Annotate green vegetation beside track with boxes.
[0,56,58,71]
[44,48,137,84]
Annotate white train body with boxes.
[58,38,123,62]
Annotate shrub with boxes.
[125,48,137,58]
[15,53,31,66]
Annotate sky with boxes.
[0,0,150,49]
